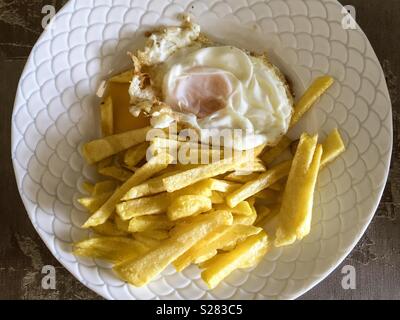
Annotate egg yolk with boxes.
[167,67,232,118]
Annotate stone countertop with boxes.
[0,0,398,300]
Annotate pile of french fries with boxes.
[74,75,346,289]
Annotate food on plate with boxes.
[274,134,323,247]
[201,231,269,289]
[74,16,345,289]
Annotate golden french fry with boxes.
[167,195,212,221]
[210,191,225,204]
[291,129,345,169]
[290,76,334,128]
[162,152,254,193]
[275,134,323,247]
[97,156,114,170]
[261,136,292,165]
[134,234,161,248]
[226,160,291,208]
[224,172,260,183]
[140,229,170,241]
[128,215,174,233]
[209,179,241,193]
[82,181,94,194]
[174,224,262,271]
[77,192,112,213]
[173,225,229,271]
[172,179,214,198]
[124,142,149,168]
[201,231,269,289]
[178,145,224,165]
[83,153,174,228]
[100,96,114,136]
[82,126,151,164]
[117,193,170,219]
[114,215,130,232]
[73,237,149,262]
[237,160,267,172]
[92,220,128,237]
[320,128,345,168]
[98,166,132,182]
[121,170,180,201]
[214,201,253,216]
[232,211,257,226]
[114,210,233,286]
[109,69,135,83]
[92,180,118,196]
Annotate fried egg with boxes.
[129,19,293,150]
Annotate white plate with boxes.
[11,0,392,300]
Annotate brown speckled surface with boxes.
[0,0,399,300]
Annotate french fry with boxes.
[98,166,132,182]
[82,181,94,194]
[320,128,345,168]
[114,215,130,232]
[114,210,233,286]
[82,153,174,228]
[92,180,118,196]
[291,129,345,169]
[218,225,262,251]
[237,160,267,172]
[232,211,257,226]
[210,191,225,204]
[224,172,260,183]
[275,134,323,247]
[124,142,149,168]
[261,136,292,165]
[178,145,224,164]
[121,170,180,201]
[100,96,114,136]
[226,160,291,208]
[82,126,151,164]
[109,69,135,83]
[97,156,113,170]
[140,229,170,241]
[174,224,261,271]
[162,152,254,193]
[173,179,214,198]
[134,234,161,248]
[201,231,269,289]
[167,195,212,221]
[214,201,253,216]
[117,193,170,219]
[290,76,334,128]
[92,220,128,237]
[128,215,174,233]
[73,237,149,262]
[209,179,241,193]
[77,192,112,213]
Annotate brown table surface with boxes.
[0,0,399,300]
